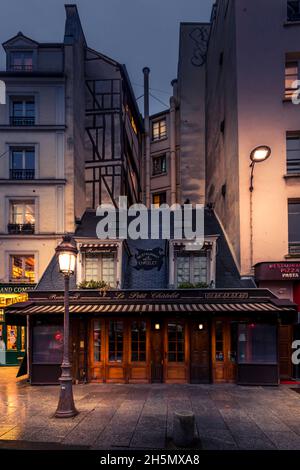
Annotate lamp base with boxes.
[54,373,78,419]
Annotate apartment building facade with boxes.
[0,5,142,365]
[148,23,209,207]
[206,0,300,377]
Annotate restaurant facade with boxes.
[5,209,298,386]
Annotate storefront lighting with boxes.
[155,323,160,330]
[198,323,204,330]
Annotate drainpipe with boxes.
[143,67,151,207]
[170,79,178,205]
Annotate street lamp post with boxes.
[54,235,78,418]
[249,146,271,270]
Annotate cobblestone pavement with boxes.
[1,367,300,450]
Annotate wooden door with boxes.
[164,320,188,383]
[190,320,210,383]
[105,319,126,383]
[128,319,150,383]
[89,318,105,382]
[279,325,293,380]
[151,325,163,383]
[212,319,237,383]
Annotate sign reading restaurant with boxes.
[255,262,300,281]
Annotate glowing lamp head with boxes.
[56,235,78,276]
[250,146,271,164]
[154,323,160,330]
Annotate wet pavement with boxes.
[1,367,300,450]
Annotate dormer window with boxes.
[10,51,33,71]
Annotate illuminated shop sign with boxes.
[255,263,300,281]
[0,284,37,294]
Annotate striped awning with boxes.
[80,243,118,250]
[5,302,295,316]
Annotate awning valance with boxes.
[5,301,295,316]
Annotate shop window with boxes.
[152,154,167,176]
[9,254,35,283]
[109,321,123,362]
[286,134,300,173]
[6,325,17,350]
[10,147,35,180]
[238,324,277,364]
[8,200,35,234]
[0,325,5,365]
[10,97,35,126]
[21,326,26,352]
[10,51,33,71]
[33,325,63,363]
[84,253,116,286]
[152,118,167,141]
[288,200,300,254]
[93,320,101,362]
[152,192,167,208]
[168,321,185,362]
[176,253,208,287]
[131,321,146,362]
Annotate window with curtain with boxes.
[84,253,116,286]
[176,254,208,286]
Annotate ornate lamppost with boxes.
[54,235,78,418]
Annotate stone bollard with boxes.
[172,411,198,447]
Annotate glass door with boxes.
[164,320,187,383]
[212,320,237,383]
[105,320,126,382]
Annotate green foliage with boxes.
[78,280,109,289]
[178,282,209,289]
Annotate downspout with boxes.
[143,67,151,207]
[170,79,178,205]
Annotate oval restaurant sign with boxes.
[255,263,300,281]
[134,248,164,271]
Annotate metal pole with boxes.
[143,67,151,207]
[55,275,78,418]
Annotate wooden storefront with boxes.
[5,289,297,386]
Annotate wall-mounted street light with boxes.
[54,235,78,418]
[249,146,271,270]
[249,146,271,192]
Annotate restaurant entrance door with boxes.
[212,319,237,383]
[190,320,210,383]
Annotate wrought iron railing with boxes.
[10,65,33,72]
[7,223,35,235]
[287,158,300,174]
[10,116,35,126]
[9,169,35,180]
[289,242,300,255]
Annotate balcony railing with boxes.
[287,159,300,174]
[289,242,300,255]
[9,169,35,180]
[8,223,35,235]
[10,116,35,126]
[287,1,300,21]
[10,65,33,72]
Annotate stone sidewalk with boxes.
[1,367,300,450]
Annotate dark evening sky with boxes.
[0,0,213,114]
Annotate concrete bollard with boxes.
[172,411,198,447]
